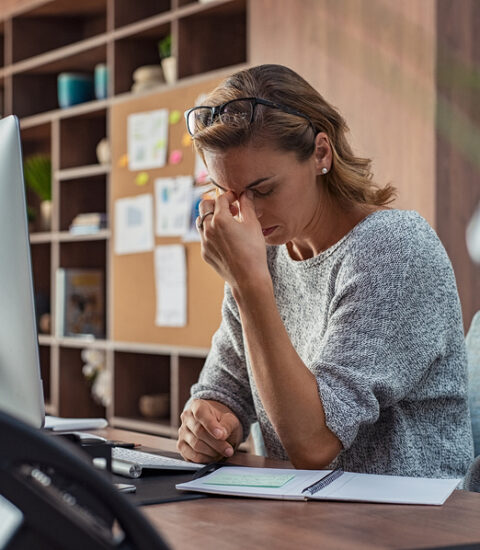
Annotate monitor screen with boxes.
[0,115,45,428]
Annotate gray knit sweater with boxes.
[191,210,474,477]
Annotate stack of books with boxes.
[69,212,107,235]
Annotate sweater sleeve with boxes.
[190,285,256,441]
[311,221,464,450]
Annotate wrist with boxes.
[231,274,274,306]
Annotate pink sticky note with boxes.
[169,150,183,165]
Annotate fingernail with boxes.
[214,428,224,438]
[225,447,233,457]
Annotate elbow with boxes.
[288,438,343,470]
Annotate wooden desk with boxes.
[97,428,480,550]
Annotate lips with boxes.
[262,226,277,237]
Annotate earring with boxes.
[321,167,328,175]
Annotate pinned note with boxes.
[155,176,193,236]
[169,149,183,165]
[154,245,187,327]
[169,110,181,124]
[135,172,149,186]
[128,109,169,171]
[181,132,192,147]
[114,194,154,255]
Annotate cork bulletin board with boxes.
[110,77,225,348]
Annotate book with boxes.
[55,268,105,338]
[176,466,461,506]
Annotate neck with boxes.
[287,197,380,261]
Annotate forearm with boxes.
[232,279,341,468]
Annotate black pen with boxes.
[192,456,229,480]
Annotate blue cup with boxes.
[57,73,95,109]
[94,63,108,100]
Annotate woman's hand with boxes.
[177,399,243,463]
[197,191,270,292]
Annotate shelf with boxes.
[178,0,246,79]
[57,229,110,242]
[114,0,171,31]
[112,341,209,357]
[110,416,176,437]
[29,232,53,244]
[9,34,108,75]
[11,0,107,64]
[20,98,109,129]
[56,164,110,180]
[38,334,55,346]
[56,336,109,349]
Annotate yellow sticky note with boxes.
[169,110,181,124]
[135,172,149,186]
[181,132,192,147]
[118,154,129,168]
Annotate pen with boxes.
[192,456,229,480]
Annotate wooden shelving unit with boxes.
[2,0,249,437]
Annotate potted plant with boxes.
[23,154,52,231]
[158,34,176,85]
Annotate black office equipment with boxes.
[0,409,170,550]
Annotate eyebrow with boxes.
[209,176,274,192]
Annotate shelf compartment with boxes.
[59,109,107,169]
[174,355,204,426]
[113,22,171,95]
[58,346,106,417]
[11,0,107,64]
[59,174,107,232]
[31,242,51,336]
[113,351,171,424]
[39,344,51,403]
[114,0,171,29]
[12,44,107,119]
[177,0,246,79]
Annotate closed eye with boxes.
[252,187,274,198]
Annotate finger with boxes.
[198,198,215,217]
[184,412,233,456]
[177,437,219,463]
[181,425,220,458]
[191,400,228,439]
[238,190,257,222]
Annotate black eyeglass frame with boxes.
[184,96,316,136]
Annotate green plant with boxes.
[24,154,52,202]
[158,34,172,60]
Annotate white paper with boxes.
[154,176,193,236]
[154,245,187,327]
[183,185,205,243]
[114,194,154,255]
[128,109,169,170]
[44,416,108,431]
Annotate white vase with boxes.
[161,57,177,85]
[39,200,52,232]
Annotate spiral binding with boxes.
[302,469,344,495]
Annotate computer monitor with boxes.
[0,115,45,428]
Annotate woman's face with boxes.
[203,144,326,246]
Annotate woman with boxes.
[177,64,473,477]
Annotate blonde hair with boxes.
[192,64,396,207]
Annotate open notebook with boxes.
[176,466,461,505]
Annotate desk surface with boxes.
[98,427,480,550]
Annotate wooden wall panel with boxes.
[249,0,436,225]
[436,0,480,329]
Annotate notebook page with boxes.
[312,472,461,505]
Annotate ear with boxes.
[314,132,332,176]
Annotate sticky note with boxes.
[169,150,183,165]
[118,154,129,168]
[205,472,295,488]
[135,172,149,186]
[169,110,181,124]
[181,132,192,147]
